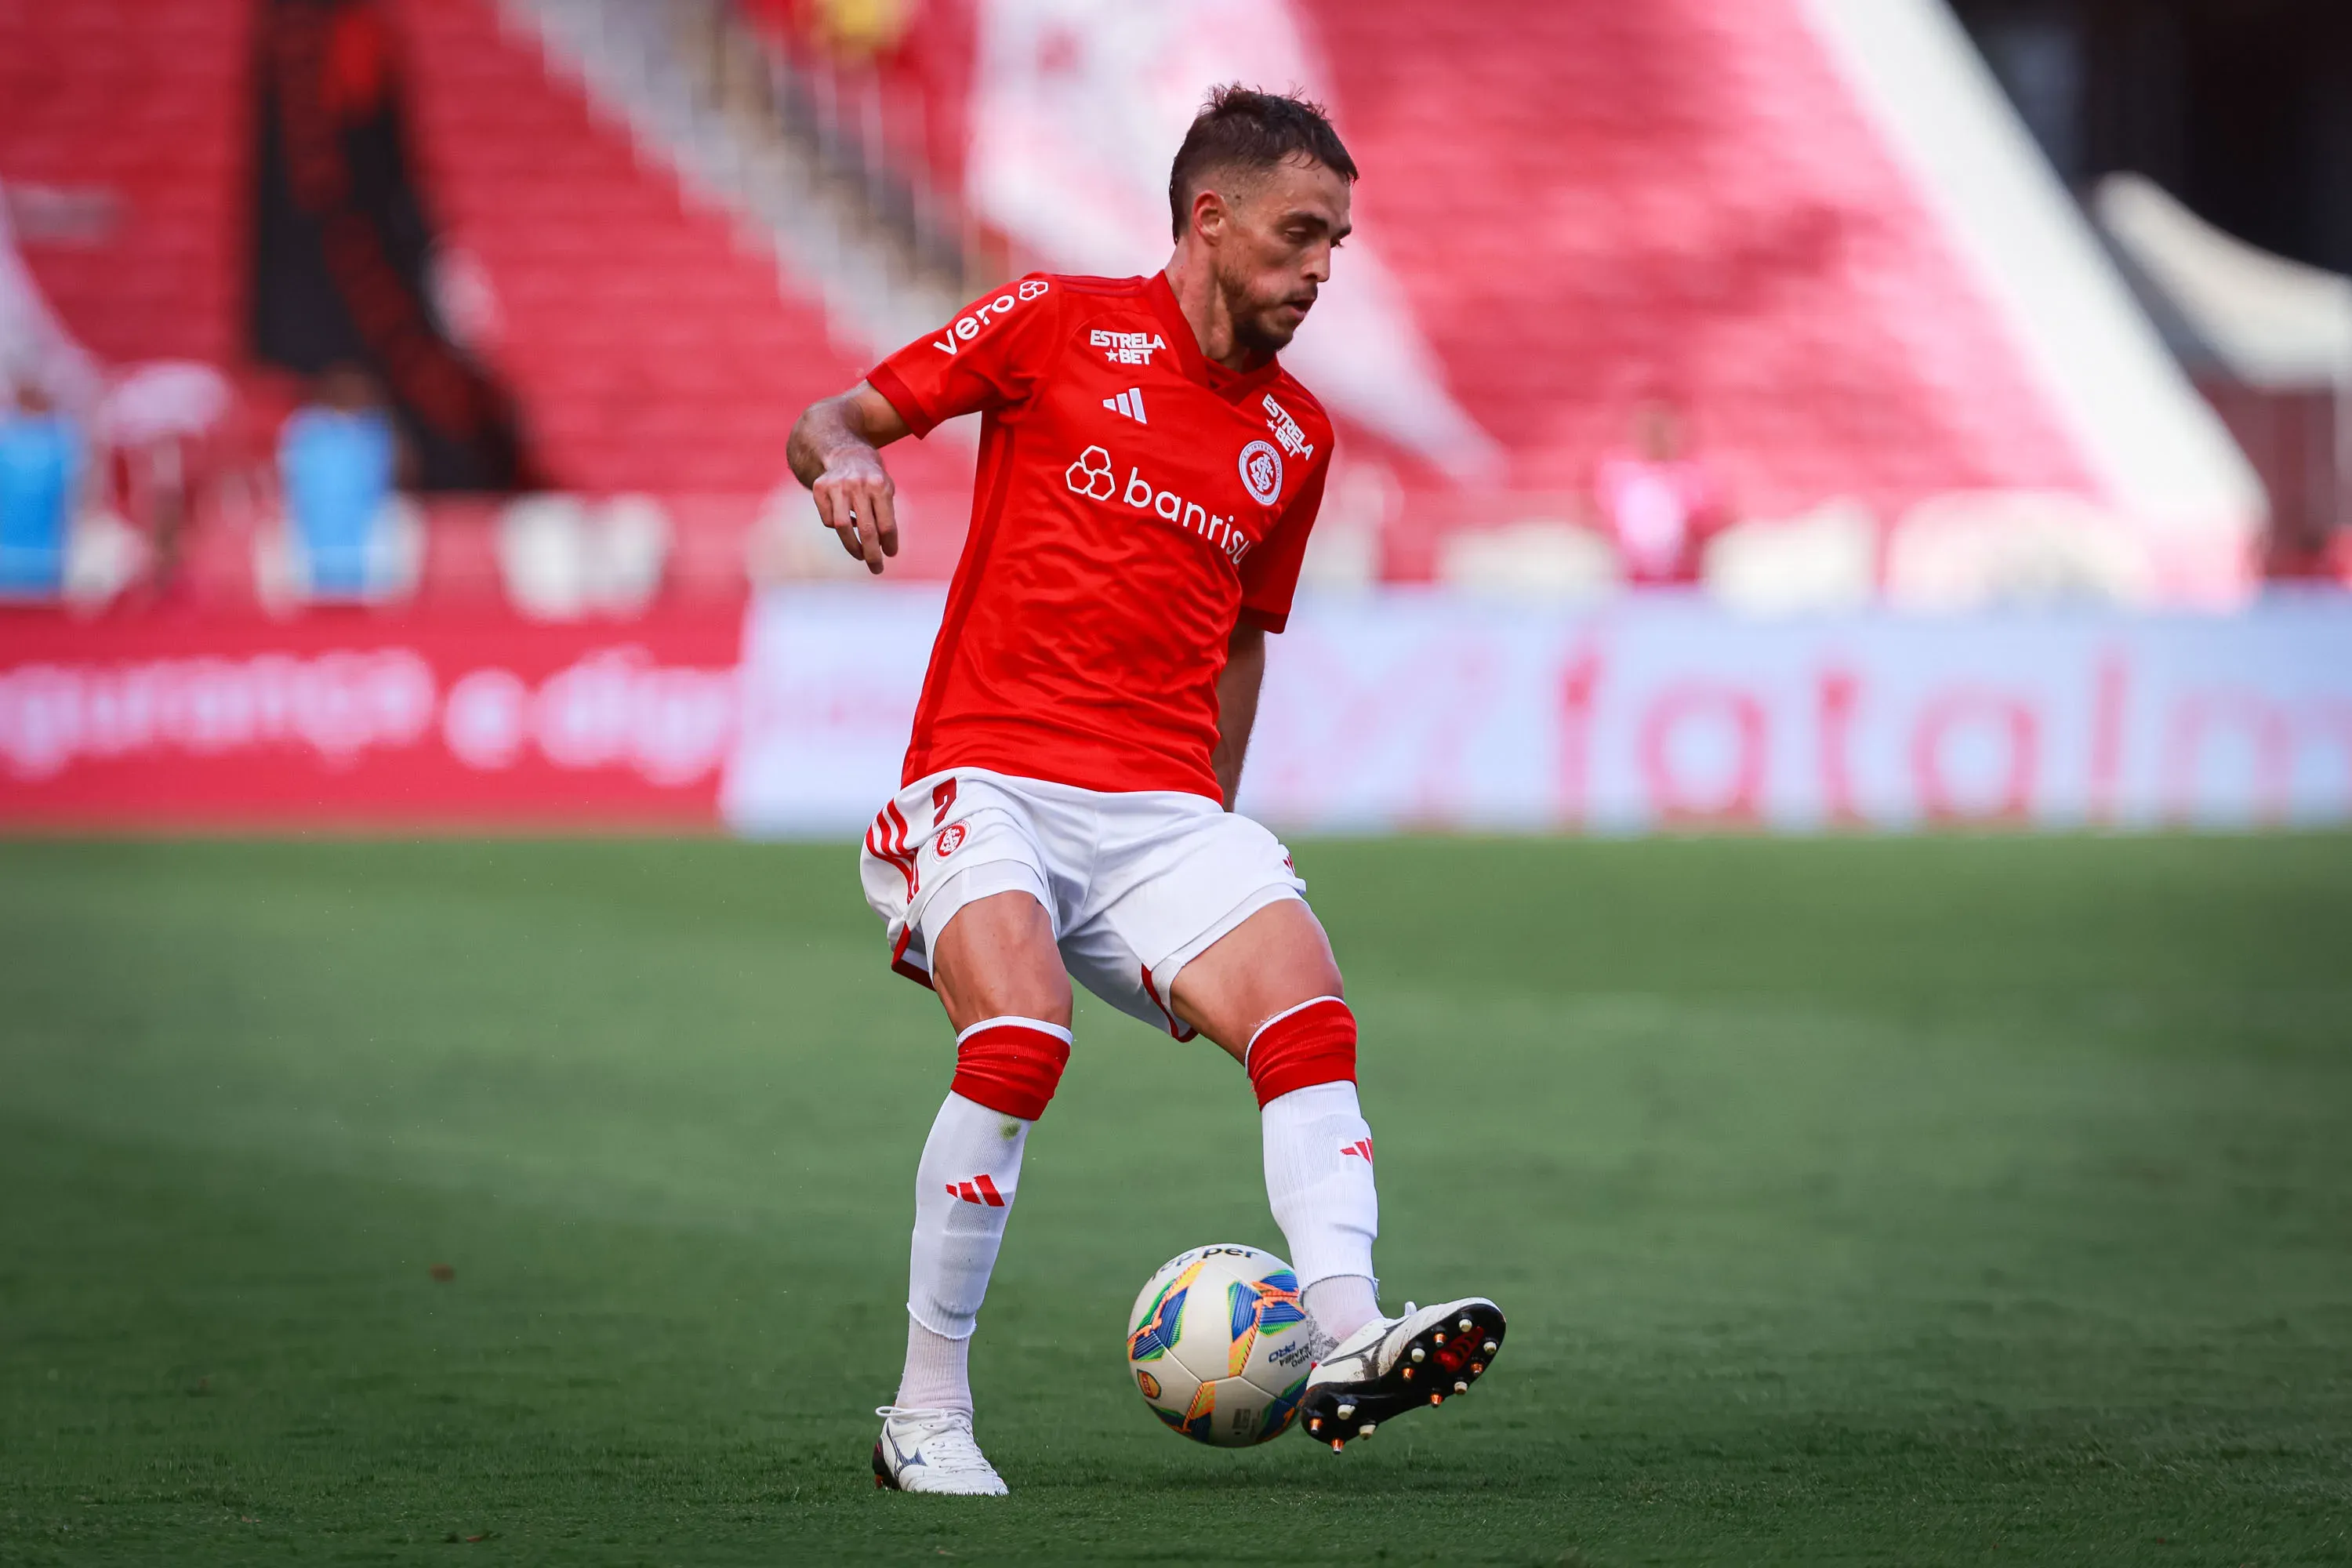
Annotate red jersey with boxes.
[866,271,1334,800]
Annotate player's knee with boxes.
[1243,996,1356,1108]
[949,1017,1073,1122]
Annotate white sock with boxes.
[1302,1275,1381,1344]
[894,1315,973,1415]
[899,1091,1033,1410]
[1261,1079,1380,1336]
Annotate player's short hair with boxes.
[1167,85,1358,241]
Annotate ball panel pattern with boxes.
[1127,1244,1316,1447]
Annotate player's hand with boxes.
[811,449,900,575]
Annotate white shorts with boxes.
[859,768,1307,1040]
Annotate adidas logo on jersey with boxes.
[946,1174,1007,1207]
[1102,388,1148,424]
[1340,1138,1374,1163]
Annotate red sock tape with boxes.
[950,1021,1070,1122]
[1245,997,1356,1108]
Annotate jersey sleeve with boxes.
[865,275,1062,437]
[1237,451,1331,634]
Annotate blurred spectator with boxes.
[267,364,421,604]
[98,361,237,595]
[0,375,87,598]
[1593,402,1728,587]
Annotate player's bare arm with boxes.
[1211,622,1266,810]
[1175,629,1348,1065]
[786,380,908,574]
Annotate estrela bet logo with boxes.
[1090,328,1167,367]
[1260,394,1315,462]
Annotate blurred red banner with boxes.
[0,609,742,829]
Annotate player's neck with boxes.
[1161,256,1271,375]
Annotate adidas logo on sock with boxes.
[946,1174,1007,1207]
[1102,387,1148,424]
[1341,1138,1374,1163]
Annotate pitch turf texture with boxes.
[2,837,2348,1566]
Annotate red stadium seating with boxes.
[1295,0,2094,544]
[396,0,862,497]
[2,0,978,596]
[396,0,976,568]
[0,0,247,370]
[752,0,2104,571]
[2,0,2109,592]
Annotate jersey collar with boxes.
[1146,270,1287,403]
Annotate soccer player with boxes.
[787,86,1504,1496]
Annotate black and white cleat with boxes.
[1298,1298,1505,1450]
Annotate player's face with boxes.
[1214,157,1352,357]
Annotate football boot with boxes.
[1297,1297,1506,1450]
[870,1406,1009,1495]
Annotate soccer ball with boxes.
[1126,1243,1315,1446]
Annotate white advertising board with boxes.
[722,589,2352,836]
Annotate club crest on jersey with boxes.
[931,279,1049,357]
[1261,394,1315,462]
[1091,328,1166,367]
[1239,441,1284,506]
[934,823,967,857]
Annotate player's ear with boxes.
[1191,187,1229,245]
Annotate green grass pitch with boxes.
[2,834,2349,1566]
